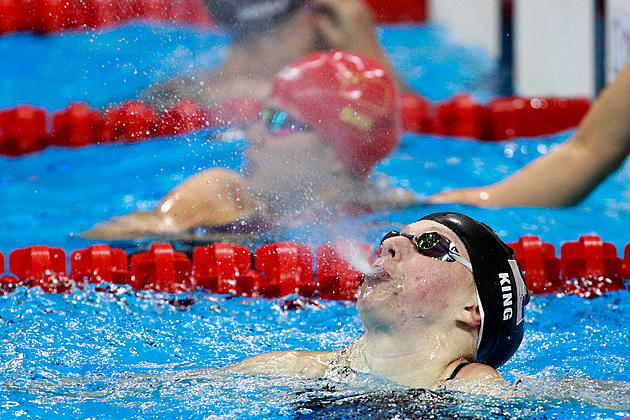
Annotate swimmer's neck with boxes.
[347,325,475,389]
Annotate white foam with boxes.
[338,243,377,276]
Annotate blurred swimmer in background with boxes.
[88,59,630,242]
[140,0,404,110]
[428,61,630,208]
[84,50,416,240]
[225,212,530,393]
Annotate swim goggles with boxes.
[380,231,473,273]
[260,108,312,136]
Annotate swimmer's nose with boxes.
[378,237,404,264]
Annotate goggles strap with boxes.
[475,286,485,351]
[450,251,473,273]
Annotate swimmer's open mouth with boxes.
[364,268,391,284]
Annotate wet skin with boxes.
[245,99,345,207]
[81,103,349,239]
[358,220,478,334]
[227,219,504,390]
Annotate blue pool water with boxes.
[1,22,630,419]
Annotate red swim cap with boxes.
[271,50,401,178]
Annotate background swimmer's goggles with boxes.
[380,231,473,272]
[260,108,312,136]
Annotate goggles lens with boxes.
[260,108,311,136]
[380,230,473,272]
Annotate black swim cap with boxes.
[205,0,307,41]
[420,212,530,368]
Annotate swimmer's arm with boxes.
[82,168,264,239]
[312,0,410,93]
[136,74,196,110]
[427,61,630,208]
[365,186,419,211]
[137,72,217,110]
[223,350,337,378]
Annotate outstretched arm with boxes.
[223,350,336,378]
[82,168,264,239]
[428,61,630,207]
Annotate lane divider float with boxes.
[0,93,590,156]
[0,0,212,35]
[1,235,628,299]
[509,235,628,298]
[400,93,590,141]
[0,98,261,155]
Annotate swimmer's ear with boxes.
[456,304,482,328]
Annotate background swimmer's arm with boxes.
[223,350,337,378]
[427,61,630,207]
[312,0,410,92]
[82,168,264,239]
[136,76,189,111]
[364,185,419,211]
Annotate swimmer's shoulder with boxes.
[438,362,509,394]
[452,363,503,381]
[194,167,248,182]
[178,167,255,206]
[225,350,337,378]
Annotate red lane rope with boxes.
[0,93,590,156]
[400,93,590,140]
[1,235,628,299]
[0,99,261,155]
[0,0,213,35]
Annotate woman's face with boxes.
[357,220,477,333]
[245,99,341,197]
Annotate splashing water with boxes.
[337,242,378,276]
[2,22,630,419]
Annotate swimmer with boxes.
[140,0,404,110]
[83,50,416,240]
[224,212,530,392]
[427,60,630,207]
